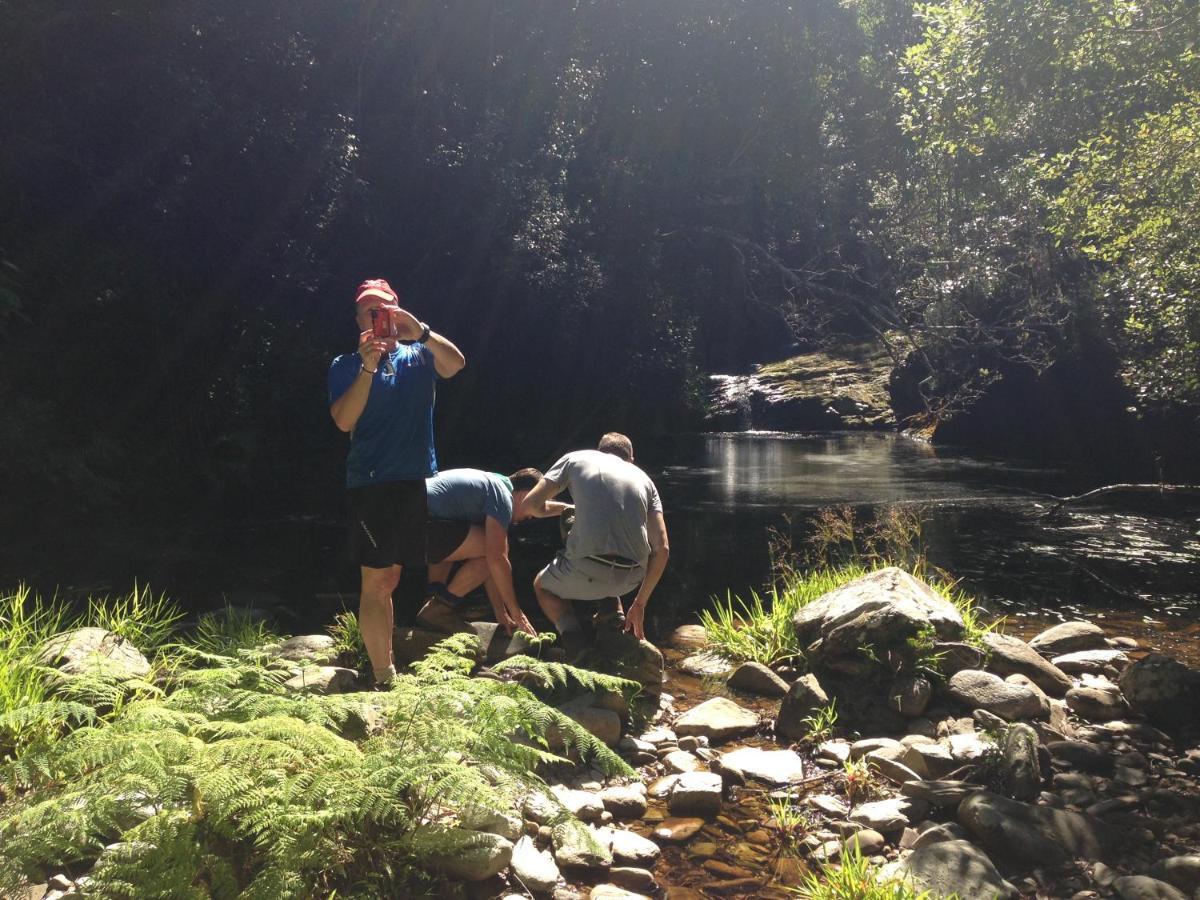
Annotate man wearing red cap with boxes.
[328,278,466,686]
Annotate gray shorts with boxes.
[536,554,645,602]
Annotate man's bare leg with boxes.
[534,573,584,658]
[360,564,401,684]
[427,560,453,586]
[447,556,489,598]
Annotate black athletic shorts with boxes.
[346,480,428,569]
[426,519,472,564]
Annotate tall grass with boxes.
[85,581,183,653]
[792,843,951,899]
[0,585,72,754]
[187,604,282,655]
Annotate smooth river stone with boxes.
[652,817,706,842]
[719,747,806,786]
[674,697,760,744]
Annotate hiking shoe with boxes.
[416,595,473,635]
[558,628,590,664]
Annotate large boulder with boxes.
[958,791,1117,865]
[946,670,1044,720]
[980,632,1073,697]
[593,624,665,699]
[416,828,513,881]
[41,628,151,681]
[887,840,1019,900]
[511,835,560,894]
[792,568,965,673]
[1118,654,1200,735]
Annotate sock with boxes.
[554,612,582,635]
[375,663,396,685]
[429,582,463,607]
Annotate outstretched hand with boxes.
[623,600,646,640]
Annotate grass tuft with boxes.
[188,604,281,655]
[792,842,953,899]
[84,582,184,653]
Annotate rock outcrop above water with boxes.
[706,340,895,431]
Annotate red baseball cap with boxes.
[355,278,397,304]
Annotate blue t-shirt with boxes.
[327,344,438,488]
[426,469,513,529]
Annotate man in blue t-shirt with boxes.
[420,468,571,637]
[328,277,466,686]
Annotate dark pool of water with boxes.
[9,431,1199,661]
[644,432,1200,662]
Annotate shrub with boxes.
[0,585,74,756]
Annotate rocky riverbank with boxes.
[16,569,1200,899]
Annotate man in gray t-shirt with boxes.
[520,432,670,653]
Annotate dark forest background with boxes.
[2,0,1197,571]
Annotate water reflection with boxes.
[651,432,1200,661]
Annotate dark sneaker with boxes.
[416,595,473,635]
[558,628,588,663]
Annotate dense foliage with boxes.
[2,0,1196,545]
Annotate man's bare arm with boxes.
[519,477,565,518]
[624,511,669,640]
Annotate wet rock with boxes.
[40,628,151,680]
[553,820,613,871]
[958,791,1117,864]
[720,747,806,786]
[981,632,1074,697]
[1111,875,1188,900]
[512,835,561,893]
[791,568,965,672]
[283,665,358,694]
[1148,856,1200,894]
[816,740,851,765]
[888,675,933,717]
[460,808,522,842]
[599,785,647,820]
[603,828,661,867]
[727,661,789,697]
[667,773,723,818]
[1000,723,1043,802]
[947,670,1044,720]
[1119,654,1200,735]
[775,674,830,741]
[709,755,747,789]
[973,708,1009,732]
[667,625,709,651]
[1052,649,1130,677]
[1047,741,1114,775]
[1030,621,1109,657]
[1067,686,1129,723]
[947,731,994,762]
[647,775,681,799]
[675,697,760,744]
[417,828,513,881]
[679,652,734,678]
[652,817,705,842]
[609,867,657,894]
[663,750,706,774]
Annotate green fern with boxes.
[0,632,633,898]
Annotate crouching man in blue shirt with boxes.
[421,468,571,635]
[328,278,465,687]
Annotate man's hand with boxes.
[508,606,536,637]
[357,330,388,370]
[385,304,424,341]
[623,598,647,640]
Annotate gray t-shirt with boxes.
[544,449,663,565]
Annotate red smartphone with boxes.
[370,306,398,339]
